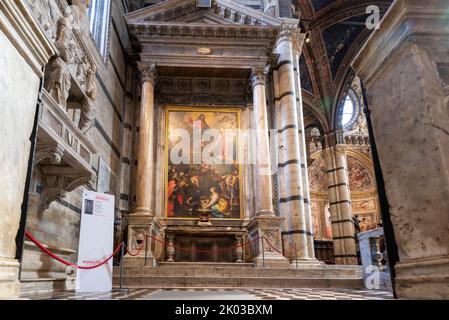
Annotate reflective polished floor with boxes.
[21,288,394,300]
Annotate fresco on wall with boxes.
[308,157,328,192]
[357,213,377,232]
[347,156,375,191]
[165,108,241,219]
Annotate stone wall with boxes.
[0,0,54,298]
[20,0,135,295]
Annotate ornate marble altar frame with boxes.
[164,106,244,220]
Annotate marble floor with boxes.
[21,288,394,300]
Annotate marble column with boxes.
[134,62,157,216]
[247,66,289,268]
[322,145,358,265]
[274,20,318,265]
[352,0,449,299]
[251,65,274,216]
[292,33,316,260]
[126,62,160,266]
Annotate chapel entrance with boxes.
[174,235,236,263]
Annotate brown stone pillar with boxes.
[322,145,357,265]
[134,62,157,216]
[352,0,449,299]
[247,66,289,268]
[126,62,160,266]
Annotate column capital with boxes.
[277,20,305,55]
[323,129,345,148]
[321,144,347,159]
[278,19,300,40]
[334,144,347,156]
[250,65,270,89]
[137,62,157,85]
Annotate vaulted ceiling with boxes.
[293,0,393,133]
[126,0,394,132]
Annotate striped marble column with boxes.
[292,34,316,260]
[322,145,358,265]
[274,21,317,264]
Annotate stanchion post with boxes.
[261,237,265,268]
[295,243,298,270]
[117,242,129,292]
[120,242,124,289]
[144,236,148,267]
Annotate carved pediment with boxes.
[125,0,282,27]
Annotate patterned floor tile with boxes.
[20,287,394,300]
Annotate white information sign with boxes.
[76,190,115,293]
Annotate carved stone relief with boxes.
[28,0,98,212]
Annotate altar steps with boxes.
[112,263,364,289]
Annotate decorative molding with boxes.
[34,144,65,165]
[38,173,95,212]
[124,0,282,27]
[0,0,54,77]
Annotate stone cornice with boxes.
[125,0,282,27]
[0,0,54,77]
[128,22,280,41]
[352,0,449,88]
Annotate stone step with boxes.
[158,262,255,268]
[113,265,362,279]
[112,264,364,289]
[112,275,364,289]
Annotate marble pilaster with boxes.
[352,0,449,299]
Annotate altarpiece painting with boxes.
[165,107,242,219]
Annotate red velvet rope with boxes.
[125,244,144,257]
[262,237,283,254]
[146,234,263,253]
[25,231,122,270]
[26,230,283,268]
